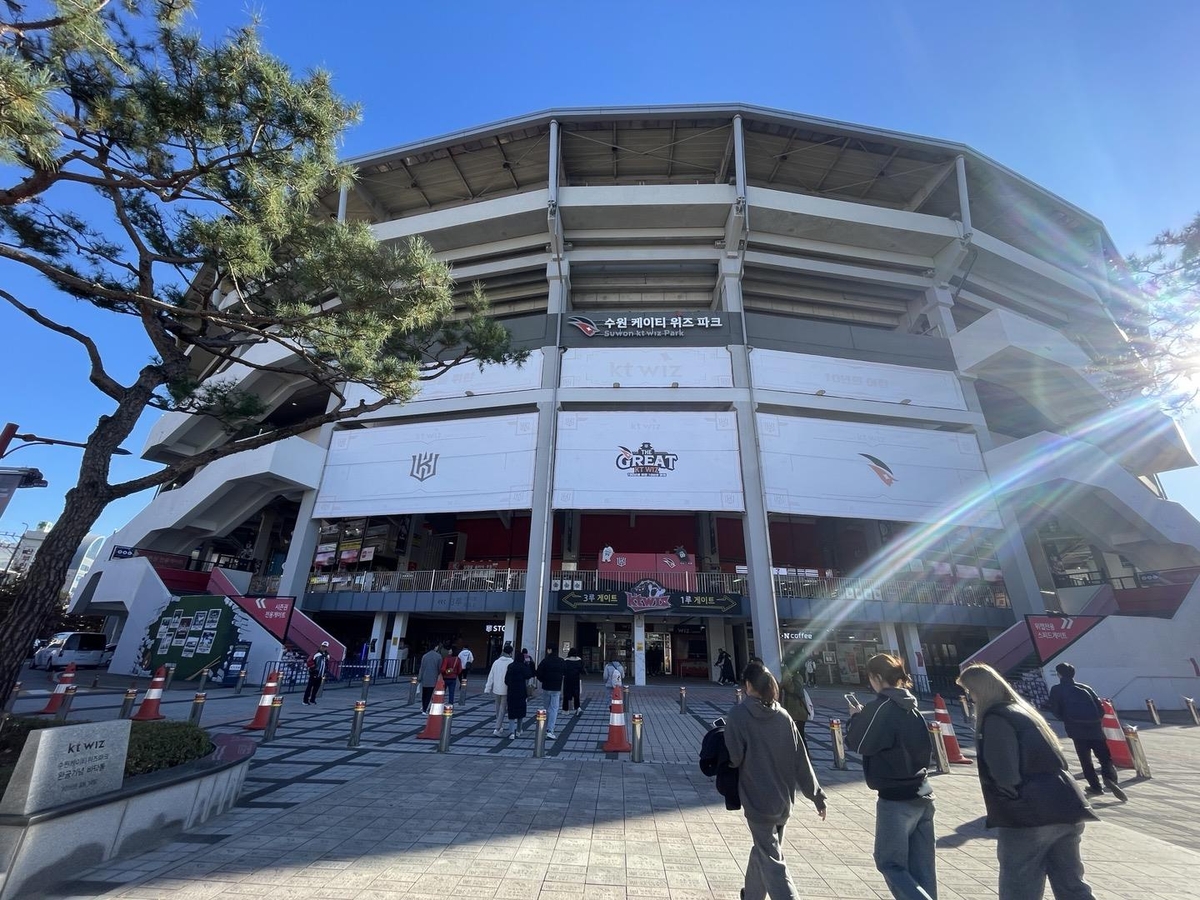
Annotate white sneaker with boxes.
[508,731,518,740]
[491,729,502,737]
[546,731,558,740]
[574,708,581,716]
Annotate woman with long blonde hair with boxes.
[957,664,1097,900]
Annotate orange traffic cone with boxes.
[244,670,281,730]
[933,694,973,765]
[1100,699,1135,769]
[130,666,168,721]
[417,676,447,740]
[603,686,632,753]
[38,663,77,715]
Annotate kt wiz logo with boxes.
[616,442,678,477]
[409,452,439,482]
[859,453,897,486]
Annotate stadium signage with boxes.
[615,442,678,476]
[567,313,725,339]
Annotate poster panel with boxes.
[553,411,744,511]
[751,349,966,410]
[314,413,539,517]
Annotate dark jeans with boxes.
[562,684,581,710]
[874,796,937,900]
[445,678,457,705]
[303,675,323,704]
[421,686,434,712]
[997,823,1094,900]
[1071,737,1116,790]
[744,818,797,900]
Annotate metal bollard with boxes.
[197,668,210,694]
[533,708,548,758]
[623,684,630,715]
[460,676,468,699]
[262,696,283,743]
[235,669,247,695]
[1184,697,1200,726]
[91,674,100,689]
[348,700,366,748]
[188,692,206,726]
[360,673,372,702]
[829,719,847,770]
[958,694,973,724]
[679,686,687,714]
[631,713,644,763]
[928,721,950,774]
[1145,698,1161,726]
[4,682,21,714]
[408,676,418,706]
[164,663,177,692]
[55,685,77,722]
[1123,725,1152,778]
[119,686,138,719]
[735,688,744,706]
[437,703,454,753]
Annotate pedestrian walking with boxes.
[781,667,813,749]
[724,660,827,900]
[504,648,534,738]
[440,648,463,705]
[958,663,1098,900]
[805,657,817,687]
[603,655,624,689]
[418,642,444,712]
[1048,663,1127,802]
[457,644,475,688]
[844,653,937,900]
[536,646,566,739]
[715,648,736,685]
[484,643,514,736]
[562,647,584,715]
[303,641,331,705]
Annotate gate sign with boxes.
[1025,615,1105,664]
[243,596,295,641]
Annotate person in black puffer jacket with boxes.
[959,663,1098,900]
[845,653,936,900]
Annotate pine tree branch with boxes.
[0,287,125,401]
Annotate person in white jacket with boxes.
[484,643,515,737]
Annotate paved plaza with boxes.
[11,676,1200,899]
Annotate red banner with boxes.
[1025,614,1105,664]
[240,596,295,641]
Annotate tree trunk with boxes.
[0,484,110,709]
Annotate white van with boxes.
[31,632,112,671]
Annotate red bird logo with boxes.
[567,315,599,337]
[859,453,897,486]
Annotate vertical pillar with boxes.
[387,612,408,665]
[900,623,927,685]
[503,612,517,651]
[279,490,320,603]
[633,615,646,687]
[368,612,386,664]
[880,622,901,656]
[251,508,277,570]
[558,614,576,653]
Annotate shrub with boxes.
[125,721,212,777]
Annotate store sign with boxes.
[567,313,725,339]
[484,623,507,633]
[554,581,744,616]
[1026,614,1105,664]
[109,545,136,560]
[781,630,815,641]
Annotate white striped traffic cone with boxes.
[418,676,446,740]
[603,686,631,753]
[1100,699,1135,768]
[38,663,77,715]
[130,666,168,721]
[244,670,281,730]
[933,694,973,764]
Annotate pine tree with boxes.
[0,1,522,706]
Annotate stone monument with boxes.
[0,719,131,815]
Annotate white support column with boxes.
[388,612,409,667]
[503,612,517,651]
[881,622,901,657]
[633,615,646,687]
[278,489,320,603]
[900,623,928,686]
[337,185,348,223]
[558,614,576,653]
[368,612,386,663]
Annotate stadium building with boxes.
[70,105,1200,703]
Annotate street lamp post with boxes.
[0,422,131,518]
[0,422,132,460]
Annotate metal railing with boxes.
[111,545,256,574]
[307,568,528,594]
[1108,566,1200,591]
[263,657,410,692]
[248,574,282,595]
[773,573,1009,608]
[550,569,747,595]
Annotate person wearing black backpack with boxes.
[1048,662,1127,802]
[845,653,936,900]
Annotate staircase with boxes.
[206,568,345,667]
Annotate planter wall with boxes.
[0,736,254,899]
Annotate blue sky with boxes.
[3,0,1200,538]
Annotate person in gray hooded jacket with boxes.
[724,660,827,900]
[846,653,936,900]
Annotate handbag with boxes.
[526,681,539,699]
